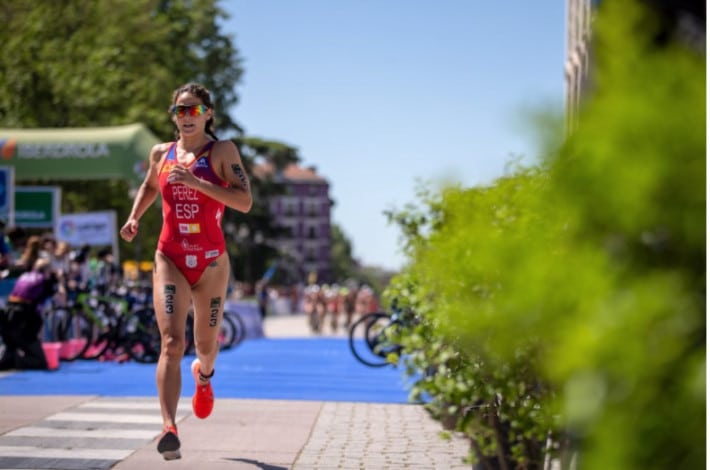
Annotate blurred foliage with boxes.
[385,1,705,468]
[331,223,358,281]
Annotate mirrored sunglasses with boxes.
[170,104,208,118]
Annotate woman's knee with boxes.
[161,333,185,359]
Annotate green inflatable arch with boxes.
[0,123,160,184]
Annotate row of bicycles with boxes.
[40,282,247,364]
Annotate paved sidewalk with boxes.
[0,314,473,469]
[292,401,471,469]
[262,312,349,339]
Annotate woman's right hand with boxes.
[120,219,139,242]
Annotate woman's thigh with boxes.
[191,253,230,342]
[153,252,192,342]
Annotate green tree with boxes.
[238,137,301,170]
[330,223,357,281]
[0,0,244,261]
[0,0,242,138]
[386,1,705,468]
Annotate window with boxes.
[306,248,316,262]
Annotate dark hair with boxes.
[170,82,218,141]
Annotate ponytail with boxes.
[205,118,219,141]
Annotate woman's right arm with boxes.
[120,144,166,242]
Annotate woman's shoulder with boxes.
[149,142,174,162]
[211,139,238,151]
[152,142,174,153]
[211,139,241,160]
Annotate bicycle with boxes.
[348,301,413,368]
[183,305,246,355]
[224,307,247,348]
[49,287,161,364]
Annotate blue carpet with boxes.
[0,338,414,404]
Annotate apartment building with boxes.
[253,162,333,283]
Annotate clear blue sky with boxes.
[221,1,566,272]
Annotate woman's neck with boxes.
[177,134,210,153]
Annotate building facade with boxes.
[564,0,594,131]
[254,162,333,284]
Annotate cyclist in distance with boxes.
[119,82,253,460]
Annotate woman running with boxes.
[120,82,252,460]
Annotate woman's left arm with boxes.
[178,140,253,213]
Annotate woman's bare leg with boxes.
[152,252,191,429]
[191,253,230,381]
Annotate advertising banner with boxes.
[15,186,61,228]
[0,124,157,184]
[57,210,118,259]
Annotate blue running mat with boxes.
[0,338,414,404]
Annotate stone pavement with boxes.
[292,401,471,469]
[0,313,473,469]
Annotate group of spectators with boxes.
[0,220,120,370]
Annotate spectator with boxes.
[6,235,42,278]
[0,258,60,370]
[5,226,28,265]
[39,233,57,260]
[94,247,121,294]
[256,281,269,320]
[0,218,10,270]
[51,241,72,277]
[67,244,92,291]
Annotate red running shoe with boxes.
[157,425,181,460]
[191,358,214,419]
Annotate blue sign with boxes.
[0,166,15,225]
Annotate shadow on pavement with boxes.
[224,457,288,470]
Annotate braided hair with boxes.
[170,82,219,141]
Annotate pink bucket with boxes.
[60,338,87,360]
[41,342,61,370]
[59,341,73,360]
[69,338,87,357]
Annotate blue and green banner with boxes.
[0,124,159,184]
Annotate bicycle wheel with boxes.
[184,309,238,354]
[81,300,117,360]
[225,310,246,347]
[215,313,236,351]
[123,307,161,364]
[51,306,93,361]
[348,312,395,367]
